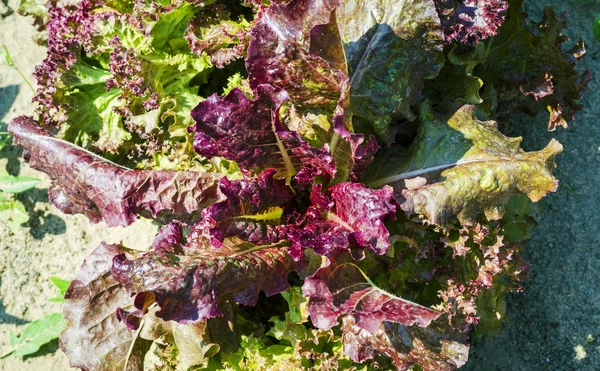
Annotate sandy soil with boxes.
[0,0,598,370]
[0,2,158,368]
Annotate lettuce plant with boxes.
[10,0,588,369]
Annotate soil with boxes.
[0,2,158,368]
[0,0,599,370]
[463,1,600,370]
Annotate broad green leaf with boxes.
[365,104,562,225]
[151,3,197,51]
[2,313,66,358]
[60,86,131,153]
[336,0,444,142]
[61,60,111,87]
[501,195,540,243]
[0,175,40,193]
[267,313,311,344]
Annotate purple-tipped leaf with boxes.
[434,0,508,45]
[112,229,307,324]
[60,242,152,371]
[9,116,221,227]
[341,317,469,371]
[246,0,345,109]
[191,85,334,179]
[192,169,294,247]
[288,183,395,259]
[302,255,440,333]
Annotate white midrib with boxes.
[367,157,514,188]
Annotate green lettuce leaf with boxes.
[366,104,562,225]
[336,0,445,141]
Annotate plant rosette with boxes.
[9,0,588,369]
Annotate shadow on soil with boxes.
[0,278,29,326]
[0,85,67,238]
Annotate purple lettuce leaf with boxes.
[9,116,221,227]
[302,253,441,333]
[341,317,469,371]
[434,0,508,46]
[287,183,396,259]
[331,78,380,182]
[60,242,152,371]
[245,0,380,183]
[246,0,345,110]
[111,223,307,324]
[191,169,294,248]
[190,85,334,180]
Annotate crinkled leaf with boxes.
[501,195,539,242]
[341,316,469,371]
[366,104,562,225]
[193,169,294,248]
[111,222,307,324]
[18,0,48,25]
[60,242,152,371]
[288,183,395,259]
[9,116,221,227]
[151,3,197,52]
[191,85,334,180]
[32,1,217,167]
[335,0,445,141]
[330,78,380,183]
[422,44,485,111]
[58,85,132,154]
[2,313,66,358]
[141,310,220,370]
[267,313,311,345]
[302,255,441,333]
[186,5,251,68]
[245,0,379,182]
[246,0,344,110]
[434,0,508,45]
[476,0,589,130]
